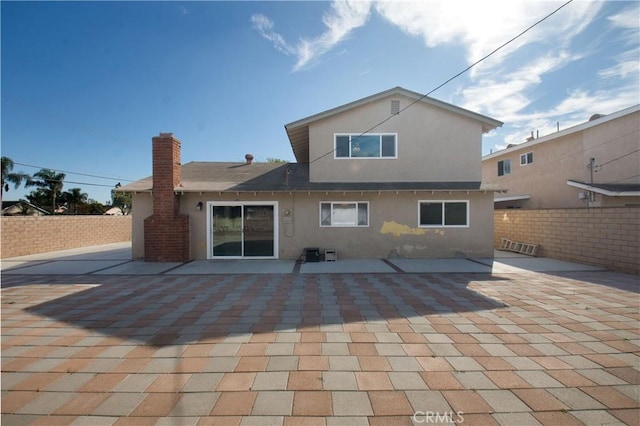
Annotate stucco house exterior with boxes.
[482,104,640,209]
[120,87,503,262]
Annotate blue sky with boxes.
[2,1,638,204]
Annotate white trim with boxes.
[418,200,470,228]
[497,159,511,176]
[319,201,370,227]
[334,133,398,159]
[494,194,531,202]
[566,180,640,197]
[520,152,533,166]
[207,201,279,259]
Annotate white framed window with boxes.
[335,134,397,159]
[320,202,369,227]
[520,152,533,165]
[498,159,511,176]
[418,201,469,227]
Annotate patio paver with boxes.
[2,268,639,424]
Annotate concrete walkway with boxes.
[1,242,606,276]
[2,244,638,425]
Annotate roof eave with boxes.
[566,180,640,197]
[494,194,531,202]
[285,87,502,130]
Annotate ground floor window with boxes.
[419,200,469,227]
[320,202,369,227]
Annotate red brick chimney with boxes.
[143,133,190,262]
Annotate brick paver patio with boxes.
[2,271,638,425]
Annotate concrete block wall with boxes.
[1,216,132,258]
[494,207,640,274]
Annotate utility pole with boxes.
[587,157,596,203]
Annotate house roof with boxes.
[118,161,498,194]
[567,180,640,197]
[483,104,640,161]
[285,86,504,163]
[1,199,50,216]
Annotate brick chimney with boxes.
[143,133,190,262]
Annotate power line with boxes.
[13,161,136,182]
[309,0,574,165]
[610,174,640,184]
[25,178,120,189]
[597,149,640,168]
[64,180,122,188]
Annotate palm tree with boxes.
[1,156,32,204]
[26,169,66,214]
[61,188,88,215]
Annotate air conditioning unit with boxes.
[304,247,320,263]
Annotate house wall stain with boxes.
[380,221,428,237]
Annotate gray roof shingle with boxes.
[119,162,492,193]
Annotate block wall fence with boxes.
[1,216,132,258]
[1,209,638,273]
[494,207,640,274]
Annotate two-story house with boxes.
[482,104,640,209]
[121,87,502,262]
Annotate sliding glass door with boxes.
[209,202,277,258]
[211,205,243,257]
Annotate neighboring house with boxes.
[482,105,640,209]
[104,207,125,216]
[1,200,50,216]
[120,87,502,262]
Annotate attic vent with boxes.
[391,100,400,115]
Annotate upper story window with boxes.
[335,134,397,159]
[520,152,533,165]
[497,159,511,176]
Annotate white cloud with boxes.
[485,3,640,151]
[489,85,639,150]
[251,14,296,56]
[374,0,601,76]
[608,3,640,31]
[252,1,371,71]
[253,0,602,75]
[460,50,582,120]
[600,5,640,81]
[599,58,639,80]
